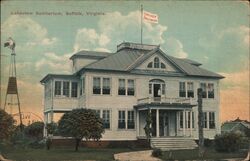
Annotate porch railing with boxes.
[137,97,196,105]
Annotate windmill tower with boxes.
[3,37,23,129]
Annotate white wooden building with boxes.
[41,42,224,149]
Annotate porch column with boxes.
[190,110,193,137]
[136,110,140,136]
[149,108,152,129]
[183,110,186,136]
[156,109,159,137]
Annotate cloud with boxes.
[197,25,249,73]
[73,28,110,52]
[35,52,72,73]
[1,15,57,46]
[74,11,168,52]
[164,37,188,58]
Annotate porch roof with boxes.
[134,103,195,111]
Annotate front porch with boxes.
[135,97,197,138]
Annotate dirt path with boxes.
[114,150,162,161]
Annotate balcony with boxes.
[137,97,197,106]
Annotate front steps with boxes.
[151,137,198,150]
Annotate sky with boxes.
[1,0,249,123]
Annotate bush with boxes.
[25,122,44,141]
[152,148,162,157]
[214,131,245,152]
[204,138,213,147]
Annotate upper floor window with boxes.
[71,82,78,98]
[200,83,207,98]
[103,78,111,95]
[55,81,61,96]
[147,57,166,69]
[127,79,135,96]
[118,79,135,96]
[187,82,194,98]
[208,83,214,98]
[154,57,160,68]
[179,82,186,97]
[200,83,214,99]
[93,77,101,94]
[63,81,70,97]
[118,79,126,95]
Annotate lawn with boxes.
[159,148,248,161]
[1,146,142,161]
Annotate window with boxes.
[94,110,101,118]
[71,82,78,97]
[118,110,126,129]
[149,84,152,94]
[102,110,110,129]
[127,111,135,129]
[203,112,207,128]
[209,112,215,129]
[187,82,194,98]
[63,81,69,97]
[147,62,152,68]
[102,78,110,95]
[162,84,166,95]
[127,79,135,96]
[180,112,183,128]
[208,83,214,98]
[118,79,126,95]
[154,57,160,68]
[93,77,101,94]
[200,83,207,98]
[179,82,186,97]
[161,63,166,69]
[55,81,61,96]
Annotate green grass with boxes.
[1,146,141,161]
[159,148,248,160]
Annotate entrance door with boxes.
[163,113,169,136]
[153,84,161,101]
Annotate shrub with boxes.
[204,138,213,147]
[152,148,162,157]
[214,131,245,152]
[25,122,44,141]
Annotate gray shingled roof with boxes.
[84,49,148,71]
[70,50,112,60]
[77,47,224,79]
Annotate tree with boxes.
[25,121,44,141]
[0,109,15,141]
[58,109,104,151]
[45,122,58,150]
[144,109,152,142]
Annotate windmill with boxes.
[3,37,23,130]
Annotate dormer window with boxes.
[147,62,153,68]
[154,57,160,68]
[147,57,166,69]
[161,63,166,69]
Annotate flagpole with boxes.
[141,4,143,45]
